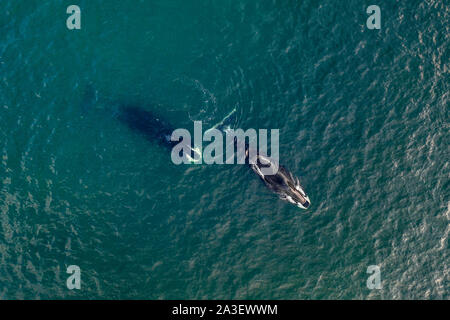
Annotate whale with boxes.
[248,151,311,209]
[117,105,310,209]
[117,105,177,148]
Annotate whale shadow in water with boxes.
[117,105,178,149]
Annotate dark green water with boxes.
[0,0,448,299]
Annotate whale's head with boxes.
[250,155,310,210]
[280,176,311,210]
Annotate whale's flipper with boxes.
[185,146,202,164]
[196,107,238,163]
[205,106,237,135]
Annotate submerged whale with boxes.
[117,105,310,210]
[117,105,177,148]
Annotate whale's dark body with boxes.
[117,105,310,209]
[117,106,176,148]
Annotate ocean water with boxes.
[0,0,448,299]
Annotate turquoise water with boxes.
[0,0,448,299]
